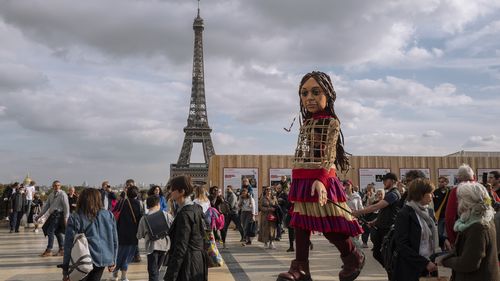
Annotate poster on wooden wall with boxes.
[438,169,459,187]
[223,168,259,196]
[269,168,292,187]
[477,168,500,184]
[359,168,391,190]
[400,168,431,182]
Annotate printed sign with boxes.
[400,168,431,182]
[438,169,459,187]
[359,168,391,190]
[223,168,259,195]
[269,168,292,187]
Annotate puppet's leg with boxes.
[324,232,365,281]
[276,227,312,281]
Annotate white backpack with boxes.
[68,215,94,281]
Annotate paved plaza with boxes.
[0,222,451,281]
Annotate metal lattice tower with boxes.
[170,3,215,184]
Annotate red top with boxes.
[292,168,337,188]
[444,187,458,244]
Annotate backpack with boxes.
[380,226,398,277]
[204,207,225,230]
[144,211,170,241]
[68,215,94,281]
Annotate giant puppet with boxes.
[277,71,365,281]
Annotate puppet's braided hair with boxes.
[299,71,350,172]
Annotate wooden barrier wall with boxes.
[208,154,500,194]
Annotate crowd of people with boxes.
[1,167,499,281]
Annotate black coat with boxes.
[392,205,434,281]
[116,198,142,245]
[165,204,208,281]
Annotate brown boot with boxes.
[276,260,312,281]
[40,249,53,257]
[56,248,64,256]
[339,249,365,281]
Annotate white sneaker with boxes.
[269,242,276,249]
[264,242,269,248]
[34,229,39,233]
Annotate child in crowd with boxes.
[137,195,173,281]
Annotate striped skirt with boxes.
[288,176,363,236]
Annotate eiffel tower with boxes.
[170,2,215,184]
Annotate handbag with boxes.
[68,215,94,281]
[204,231,224,268]
[112,199,125,221]
[245,221,257,237]
[266,213,277,222]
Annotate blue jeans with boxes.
[115,244,136,271]
[46,213,64,250]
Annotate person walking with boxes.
[67,187,78,213]
[136,195,173,281]
[39,180,70,257]
[392,179,439,281]
[238,186,256,246]
[9,184,27,233]
[437,181,499,281]
[62,188,118,281]
[221,185,244,247]
[164,175,208,281]
[258,186,278,249]
[112,186,142,281]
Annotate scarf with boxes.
[406,201,440,253]
[453,216,483,233]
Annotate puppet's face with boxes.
[300,77,327,114]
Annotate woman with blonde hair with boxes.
[193,185,210,213]
[437,181,499,281]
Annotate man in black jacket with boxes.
[9,184,27,233]
[2,183,15,220]
[352,172,401,267]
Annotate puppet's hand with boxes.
[311,180,327,206]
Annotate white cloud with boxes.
[464,135,500,150]
[1,0,500,185]
[422,130,442,138]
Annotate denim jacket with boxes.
[63,209,118,268]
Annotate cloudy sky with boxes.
[1,0,500,186]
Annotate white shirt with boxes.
[25,185,35,201]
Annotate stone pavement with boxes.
[220,229,452,281]
[0,222,234,281]
[0,221,450,281]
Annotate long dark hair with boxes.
[77,188,103,220]
[299,71,350,172]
